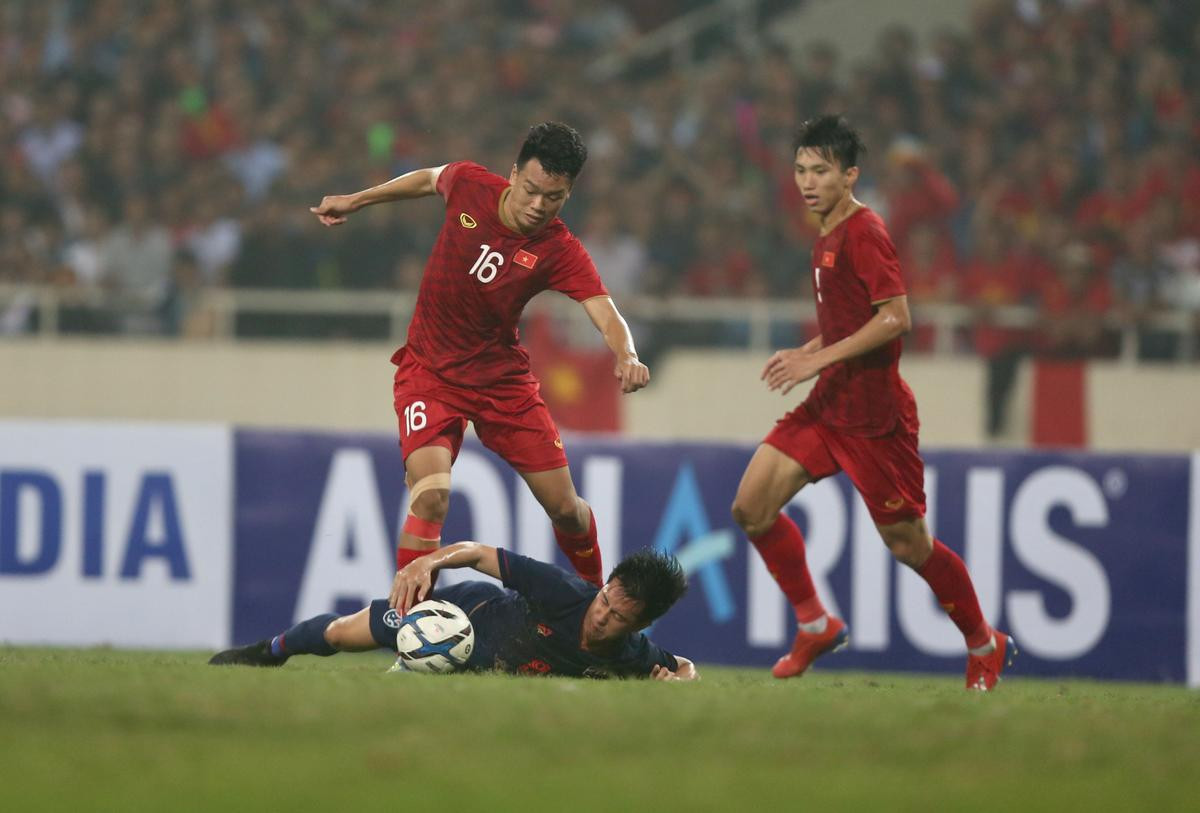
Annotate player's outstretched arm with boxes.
[651,656,699,682]
[582,296,650,394]
[763,296,910,394]
[389,541,500,611]
[310,165,448,226]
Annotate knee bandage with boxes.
[403,472,452,540]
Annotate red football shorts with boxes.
[763,403,926,525]
[392,348,568,473]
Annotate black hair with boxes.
[792,114,867,171]
[608,549,688,626]
[516,121,588,181]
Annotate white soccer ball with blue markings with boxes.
[394,599,474,674]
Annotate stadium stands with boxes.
[0,0,1196,362]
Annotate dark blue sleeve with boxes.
[625,633,679,676]
[498,549,594,610]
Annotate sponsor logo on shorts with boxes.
[884,497,905,510]
[553,438,563,449]
[382,609,402,629]
[460,213,478,228]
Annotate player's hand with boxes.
[309,194,358,226]
[615,355,649,394]
[761,347,824,395]
[389,556,435,612]
[650,664,682,681]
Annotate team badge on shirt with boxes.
[821,251,836,267]
[514,249,539,269]
[460,213,478,228]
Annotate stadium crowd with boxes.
[1,0,1198,360]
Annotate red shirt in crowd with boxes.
[961,251,1037,358]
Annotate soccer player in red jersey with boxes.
[310,122,649,601]
[731,116,1015,690]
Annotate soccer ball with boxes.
[393,599,474,674]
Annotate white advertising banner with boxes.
[0,421,232,649]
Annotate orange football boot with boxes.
[772,616,849,679]
[965,631,1017,691]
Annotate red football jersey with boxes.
[803,207,917,436]
[399,161,608,387]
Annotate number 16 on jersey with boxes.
[469,244,504,284]
[403,400,427,435]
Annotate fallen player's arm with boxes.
[310,165,447,225]
[651,655,699,682]
[389,541,500,610]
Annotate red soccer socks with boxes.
[554,507,603,588]
[918,539,991,650]
[749,513,826,623]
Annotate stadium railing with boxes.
[1,284,1196,363]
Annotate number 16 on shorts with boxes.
[403,400,427,435]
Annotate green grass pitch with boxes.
[1,647,1196,812]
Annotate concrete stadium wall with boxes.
[2,340,1196,451]
[1088,363,1200,452]
[622,351,988,446]
[0,339,399,433]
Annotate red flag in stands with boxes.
[525,314,620,432]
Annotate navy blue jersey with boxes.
[370,550,678,678]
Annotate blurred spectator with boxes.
[60,205,110,291]
[224,109,288,202]
[1035,242,1115,359]
[962,223,1032,438]
[581,203,647,297]
[0,0,1193,362]
[881,138,959,261]
[1111,218,1178,360]
[100,194,174,333]
[901,224,958,352]
[183,192,243,287]
[166,249,216,338]
[796,41,839,116]
[18,88,83,186]
[644,179,699,295]
[679,219,764,298]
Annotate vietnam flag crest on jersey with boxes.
[514,249,539,269]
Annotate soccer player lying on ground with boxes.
[731,115,1015,690]
[310,122,649,594]
[210,545,698,681]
